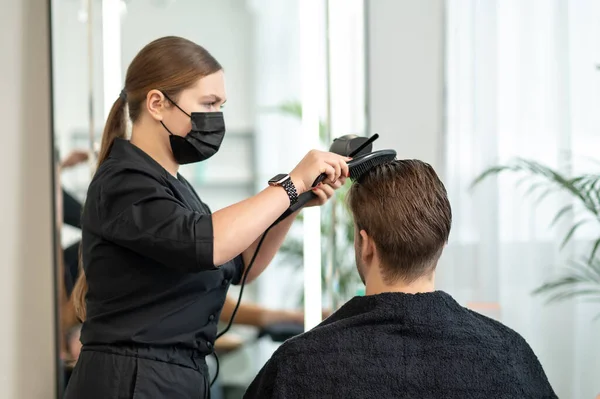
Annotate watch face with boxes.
[269,174,289,185]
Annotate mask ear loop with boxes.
[160,91,192,136]
[161,92,191,117]
[160,121,174,136]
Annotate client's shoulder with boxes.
[271,324,335,359]
[463,307,538,353]
[268,311,355,362]
[462,309,556,396]
[465,308,521,336]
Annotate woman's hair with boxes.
[72,36,222,321]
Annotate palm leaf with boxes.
[589,238,600,263]
[560,219,591,249]
[573,174,600,217]
[532,187,556,206]
[515,174,537,189]
[522,181,550,198]
[473,158,600,258]
[533,259,600,312]
[473,158,600,314]
[549,204,574,228]
[261,101,303,118]
[470,165,514,189]
[472,158,596,213]
[261,100,328,142]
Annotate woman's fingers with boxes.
[311,183,335,205]
[323,175,347,190]
[332,160,341,182]
[320,164,337,186]
[340,158,350,178]
[311,186,328,204]
[321,162,339,184]
[318,183,335,198]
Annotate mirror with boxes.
[49,0,366,397]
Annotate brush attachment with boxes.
[346,149,396,181]
[272,149,397,226]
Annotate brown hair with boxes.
[347,159,452,283]
[71,36,222,321]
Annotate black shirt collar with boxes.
[109,137,174,181]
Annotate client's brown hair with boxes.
[347,159,452,283]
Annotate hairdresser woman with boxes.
[64,36,349,399]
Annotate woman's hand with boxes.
[289,150,350,194]
[61,149,89,169]
[305,176,347,207]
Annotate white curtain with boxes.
[443,0,600,397]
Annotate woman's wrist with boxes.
[289,172,306,194]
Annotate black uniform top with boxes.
[79,138,244,356]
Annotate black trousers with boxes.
[64,344,210,399]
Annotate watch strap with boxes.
[280,177,298,205]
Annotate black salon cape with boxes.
[244,291,557,399]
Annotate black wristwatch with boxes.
[268,174,298,205]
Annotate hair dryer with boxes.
[271,134,396,226]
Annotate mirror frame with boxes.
[47,0,75,397]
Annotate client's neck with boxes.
[364,268,435,296]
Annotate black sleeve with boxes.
[96,167,215,273]
[63,188,83,229]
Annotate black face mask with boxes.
[160,94,226,165]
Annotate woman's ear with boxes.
[146,89,167,121]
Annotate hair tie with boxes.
[119,89,127,101]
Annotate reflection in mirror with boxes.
[49,0,365,397]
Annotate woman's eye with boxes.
[201,102,225,110]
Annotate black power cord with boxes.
[209,133,384,387]
[210,226,272,387]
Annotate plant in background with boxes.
[472,158,600,317]
[261,100,329,142]
[263,100,362,307]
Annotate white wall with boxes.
[0,0,57,398]
[366,0,445,171]
[120,0,255,134]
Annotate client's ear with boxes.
[359,229,374,263]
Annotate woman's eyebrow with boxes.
[200,94,226,104]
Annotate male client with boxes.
[244,160,557,399]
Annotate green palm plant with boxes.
[472,158,600,315]
[277,183,362,306]
[261,100,329,142]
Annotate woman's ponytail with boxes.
[72,94,127,321]
[97,92,128,167]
